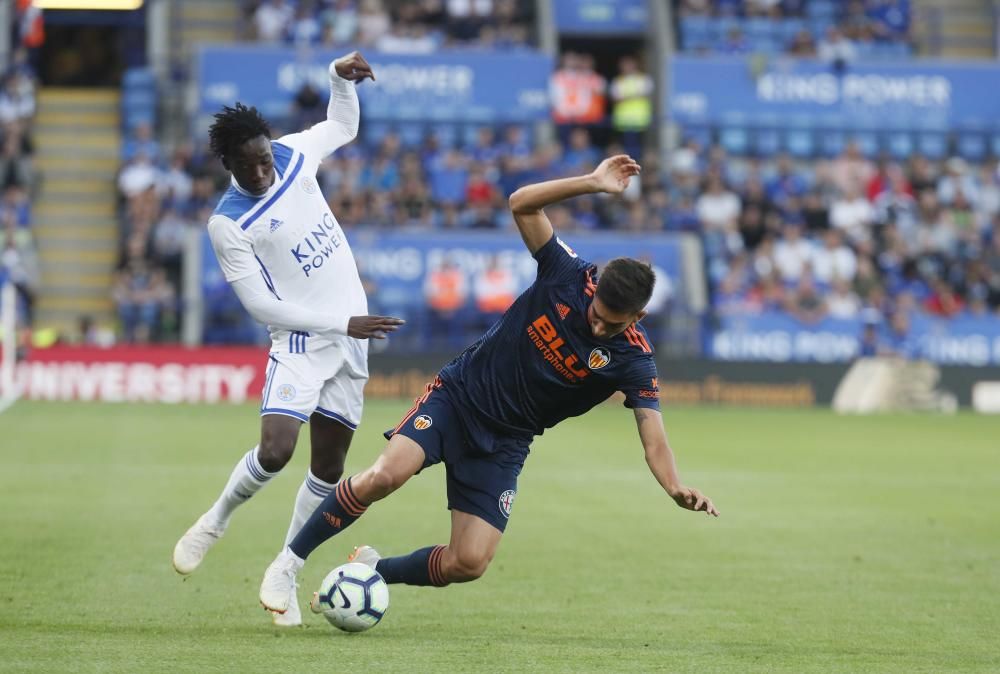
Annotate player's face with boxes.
[587,297,641,340]
[227,135,275,196]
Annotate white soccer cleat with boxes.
[172,514,226,575]
[259,548,304,614]
[347,545,381,570]
[271,588,302,627]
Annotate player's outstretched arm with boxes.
[279,51,374,158]
[208,214,403,339]
[508,155,640,254]
[634,407,720,517]
[231,273,403,339]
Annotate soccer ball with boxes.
[314,562,389,632]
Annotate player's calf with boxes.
[439,544,492,583]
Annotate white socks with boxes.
[206,446,277,527]
[203,449,336,549]
[283,471,336,547]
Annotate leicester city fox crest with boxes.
[588,347,611,370]
[300,176,318,194]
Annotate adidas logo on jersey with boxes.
[269,218,284,233]
[556,303,571,320]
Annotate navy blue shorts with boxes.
[385,380,529,532]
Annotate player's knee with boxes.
[311,454,346,484]
[445,547,492,582]
[258,431,296,472]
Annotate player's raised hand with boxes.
[333,51,375,83]
[669,485,720,517]
[347,315,404,340]
[590,155,641,195]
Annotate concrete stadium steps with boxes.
[33,88,121,334]
[913,0,995,59]
[174,0,241,58]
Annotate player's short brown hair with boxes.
[595,258,655,315]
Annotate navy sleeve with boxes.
[621,356,661,411]
[533,234,591,284]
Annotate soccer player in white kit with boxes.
[172,52,402,627]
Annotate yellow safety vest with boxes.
[612,73,652,131]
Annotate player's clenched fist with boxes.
[333,51,375,82]
[347,315,404,340]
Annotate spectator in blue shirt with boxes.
[428,149,468,205]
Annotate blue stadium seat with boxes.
[751,38,782,55]
[917,129,948,160]
[430,123,458,148]
[807,0,838,19]
[957,131,987,162]
[786,127,815,158]
[462,124,487,147]
[753,127,781,157]
[681,16,713,50]
[990,130,1000,158]
[720,126,750,155]
[748,113,781,157]
[817,118,848,157]
[680,124,713,149]
[745,17,774,41]
[715,17,740,40]
[778,18,807,41]
[363,122,391,146]
[398,123,425,147]
[851,131,881,158]
[808,18,835,39]
[885,131,915,160]
[123,68,155,90]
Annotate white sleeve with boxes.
[276,72,359,159]
[231,273,350,336]
[207,215,257,283]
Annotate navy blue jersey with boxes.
[439,235,660,443]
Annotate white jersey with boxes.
[207,74,366,356]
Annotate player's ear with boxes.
[220,155,230,171]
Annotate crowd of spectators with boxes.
[692,139,1000,354]
[114,128,209,343]
[242,0,535,52]
[171,99,1000,351]
[137,94,1000,349]
[0,47,40,338]
[677,0,912,60]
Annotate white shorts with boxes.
[260,338,368,429]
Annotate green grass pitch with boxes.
[1,401,998,673]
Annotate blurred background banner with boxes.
[198,46,554,123]
[669,55,1000,127]
[348,230,683,297]
[710,312,1000,365]
[199,229,687,350]
[709,312,863,362]
[553,0,649,36]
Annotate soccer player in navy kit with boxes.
[260,155,718,613]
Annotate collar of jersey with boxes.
[230,171,278,199]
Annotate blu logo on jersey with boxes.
[290,212,344,277]
[527,314,589,382]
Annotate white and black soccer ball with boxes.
[314,562,389,633]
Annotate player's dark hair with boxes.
[208,102,271,159]
[596,258,655,315]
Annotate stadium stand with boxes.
[22,0,996,360]
[0,45,38,345]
